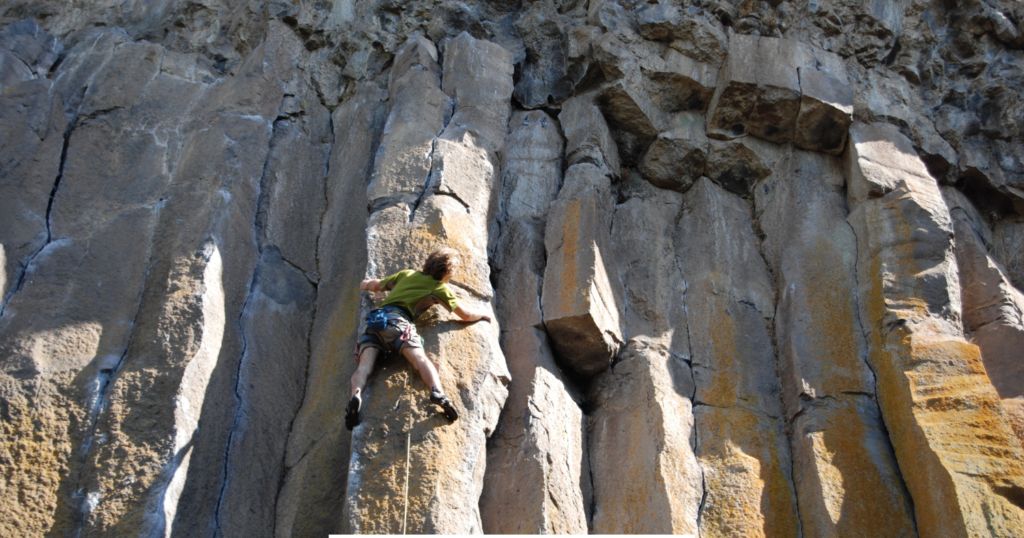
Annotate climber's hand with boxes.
[455,306,491,323]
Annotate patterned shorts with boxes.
[355,307,423,360]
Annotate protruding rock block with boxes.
[588,340,701,534]
[542,164,625,376]
[639,112,707,192]
[707,34,852,150]
[706,136,780,196]
[596,79,663,164]
[795,67,854,154]
[645,48,718,112]
[846,121,1024,537]
[559,93,620,178]
[481,328,589,534]
[757,148,917,536]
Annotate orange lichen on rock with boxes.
[847,122,1024,537]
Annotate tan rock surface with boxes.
[757,148,917,537]
[677,178,800,538]
[343,33,512,534]
[541,164,624,376]
[588,340,701,534]
[847,121,1024,537]
[274,82,387,538]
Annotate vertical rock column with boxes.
[678,178,800,538]
[943,187,1024,448]
[756,148,917,537]
[846,121,1024,537]
[72,57,285,536]
[274,82,388,538]
[344,32,512,534]
[480,110,590,534]
[587,176,703,534]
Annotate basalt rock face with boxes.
[2,1,1024,537]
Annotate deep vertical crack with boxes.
[0,122,76,318]
[213,114,283,537]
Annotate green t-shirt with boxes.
[380,270,459,318]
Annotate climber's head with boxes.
[423,247,461,282]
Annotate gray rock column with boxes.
[944,187,1024,448]
[586,182,702,534]
[481,109,590,534]
[677,178,800,538]
[274,82,388,538]
[846,121,1024,537]
[756,148,917,537]
[343,32,512,534]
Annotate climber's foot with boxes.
[345,395,361,430]
[430,389,458,423]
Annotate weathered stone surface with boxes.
[0,19,60,91]
[275,82,387,538]
[513,1,573,108]
[216,246,316,538]
[0,34,226,535]
[645,47,719,113]
[559,93,620,179]
[259,98,332,274]
[677,177,800,538]
[846,121,1024,537]
[992,217,1024,291]
[501,110,563,223]
[0,79,64,307]
[344,33,512,534]
[945,188,1024,403]
[634,4,729,66]
[588,340,700,534]
[611,185,686,344]
[481,327,588,534]
[794,67,854,154]
[367,35,452,208]
[706,33,759,140]
[542,164,624,376]
[706,135,781,196]
[639,112,707,192]
[757,148,918,536]
[596,79,663,164]
[5,2,1024,535]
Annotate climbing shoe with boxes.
[345,395,361,430]
[430,389,459,423]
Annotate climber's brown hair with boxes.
[422,248,461,280]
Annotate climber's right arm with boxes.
[360,279,382,292]
[454,306,491,323]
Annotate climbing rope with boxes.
[401,372,412,534]
[402,428,411,534]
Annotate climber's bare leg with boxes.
[401,346,443,392]
[350,346,380,400]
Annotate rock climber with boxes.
[346,247,492,430]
